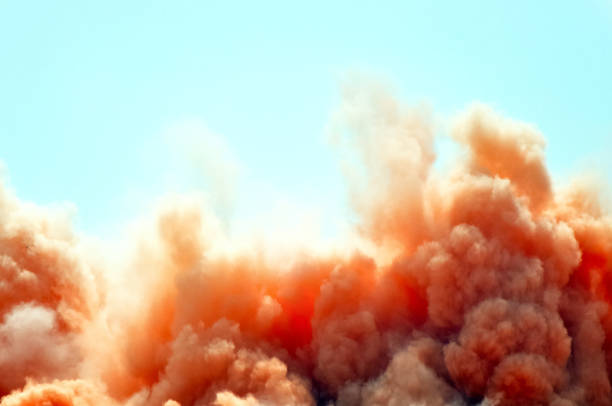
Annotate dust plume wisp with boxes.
[1,85,612,406]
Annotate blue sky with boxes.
[1,1,611,236]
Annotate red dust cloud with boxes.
[1,86,612,406]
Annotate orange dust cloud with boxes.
[1,86,612,405]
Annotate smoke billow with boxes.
[1,85,612,406]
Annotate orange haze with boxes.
[1,86,612,405]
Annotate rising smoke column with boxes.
[1,85,612,405]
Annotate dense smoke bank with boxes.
[1,86,612,405]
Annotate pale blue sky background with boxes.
[1,1,611,236]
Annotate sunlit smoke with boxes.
[1,84,612,406]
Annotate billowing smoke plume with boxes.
[1,85,612,406]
